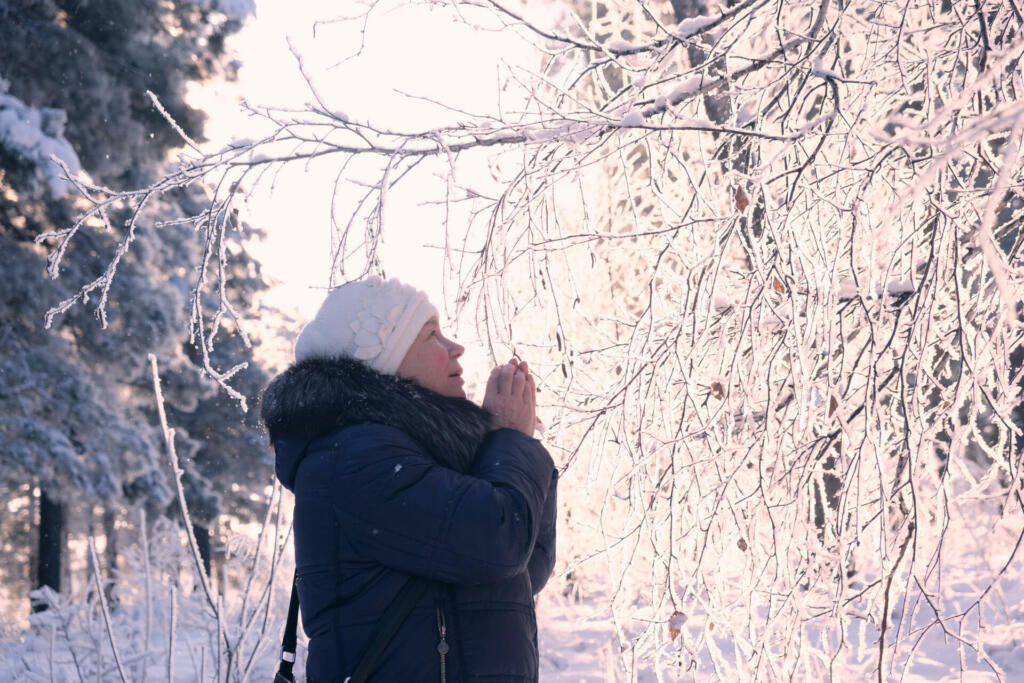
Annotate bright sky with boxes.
[191,0,537,331]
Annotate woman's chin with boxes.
[448,376,466,398]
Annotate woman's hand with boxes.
[483,358,536,436]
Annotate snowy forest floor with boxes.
[537,572,1024,682]
[1,520,1022,681]
[536,517,1024,683]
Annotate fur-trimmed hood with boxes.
[260,356,491,488]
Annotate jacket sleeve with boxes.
[526,469,557,594]
[320,424,555,585]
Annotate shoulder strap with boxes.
[348,577,430,682]
[276,574,430,683]
[276,439,311,683]
[274,573,301,683]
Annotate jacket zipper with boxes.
[436,607,449,683]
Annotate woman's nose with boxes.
[449,341,465,358]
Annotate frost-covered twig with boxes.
[148,353,218,613]
[147,90,202,152]
[88,537,129,683]
[168,586,177,683]
[140,508,152,683]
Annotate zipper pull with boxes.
[436,607,449,655]
[436,607,449,683]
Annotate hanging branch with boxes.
[31,0,1024,678]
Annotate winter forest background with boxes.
[2,0,1024,680]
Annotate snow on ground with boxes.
[536,567,1024,682]
[1,515,1022,681]
[539,589,621,681]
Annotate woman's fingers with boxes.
[511,365,527,397]
[519,362,534,397]
[498,362,517,395]
[492,359,532,395]
[484,366,500,399]
[483,359,537,435]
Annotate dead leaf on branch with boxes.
[710,381,724,399]
[668,611,686,640]
[735,186,749,211]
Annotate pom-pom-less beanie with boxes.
[293,276,439,374]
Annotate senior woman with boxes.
[261,277,558,682]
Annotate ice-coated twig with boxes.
[167,586,177,683]
[146,90,202,152]
[216,595,226,680]
[88,536,129,683]
[140,508,152,683]
[237,482,278,631]
[239,490,294,682]
[148,353,217,611]
[48,623,55,683]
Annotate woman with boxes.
[261,276,557,682]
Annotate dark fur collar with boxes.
[260,356,491,473]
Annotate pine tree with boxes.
[0,0,270,605]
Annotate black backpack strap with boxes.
[276,439,309,683]
[348,577,430,683]
[276,573,430,683]
[274,572,301,683]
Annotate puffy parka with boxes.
[261,357,557,682]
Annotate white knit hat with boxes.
[294,276,439,374]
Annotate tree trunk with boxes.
[669,0,731,125]
[103,506,119,608]
[670,0,766,240]
[194,523,212,579]
[103,506,118,577]
[35,488,64,607]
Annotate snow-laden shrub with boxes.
[182,0,256,21]
[0,75,80,199]
[0,503,295,682]
[0,357,294,682]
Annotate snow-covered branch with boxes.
[33,0,1024,677]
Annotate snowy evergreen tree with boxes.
[0,0,272,608]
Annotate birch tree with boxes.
[41,0,1024,678]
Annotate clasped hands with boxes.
[482,358,537,436]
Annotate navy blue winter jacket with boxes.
[262,357,558,682]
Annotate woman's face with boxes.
[396,318,466,398]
